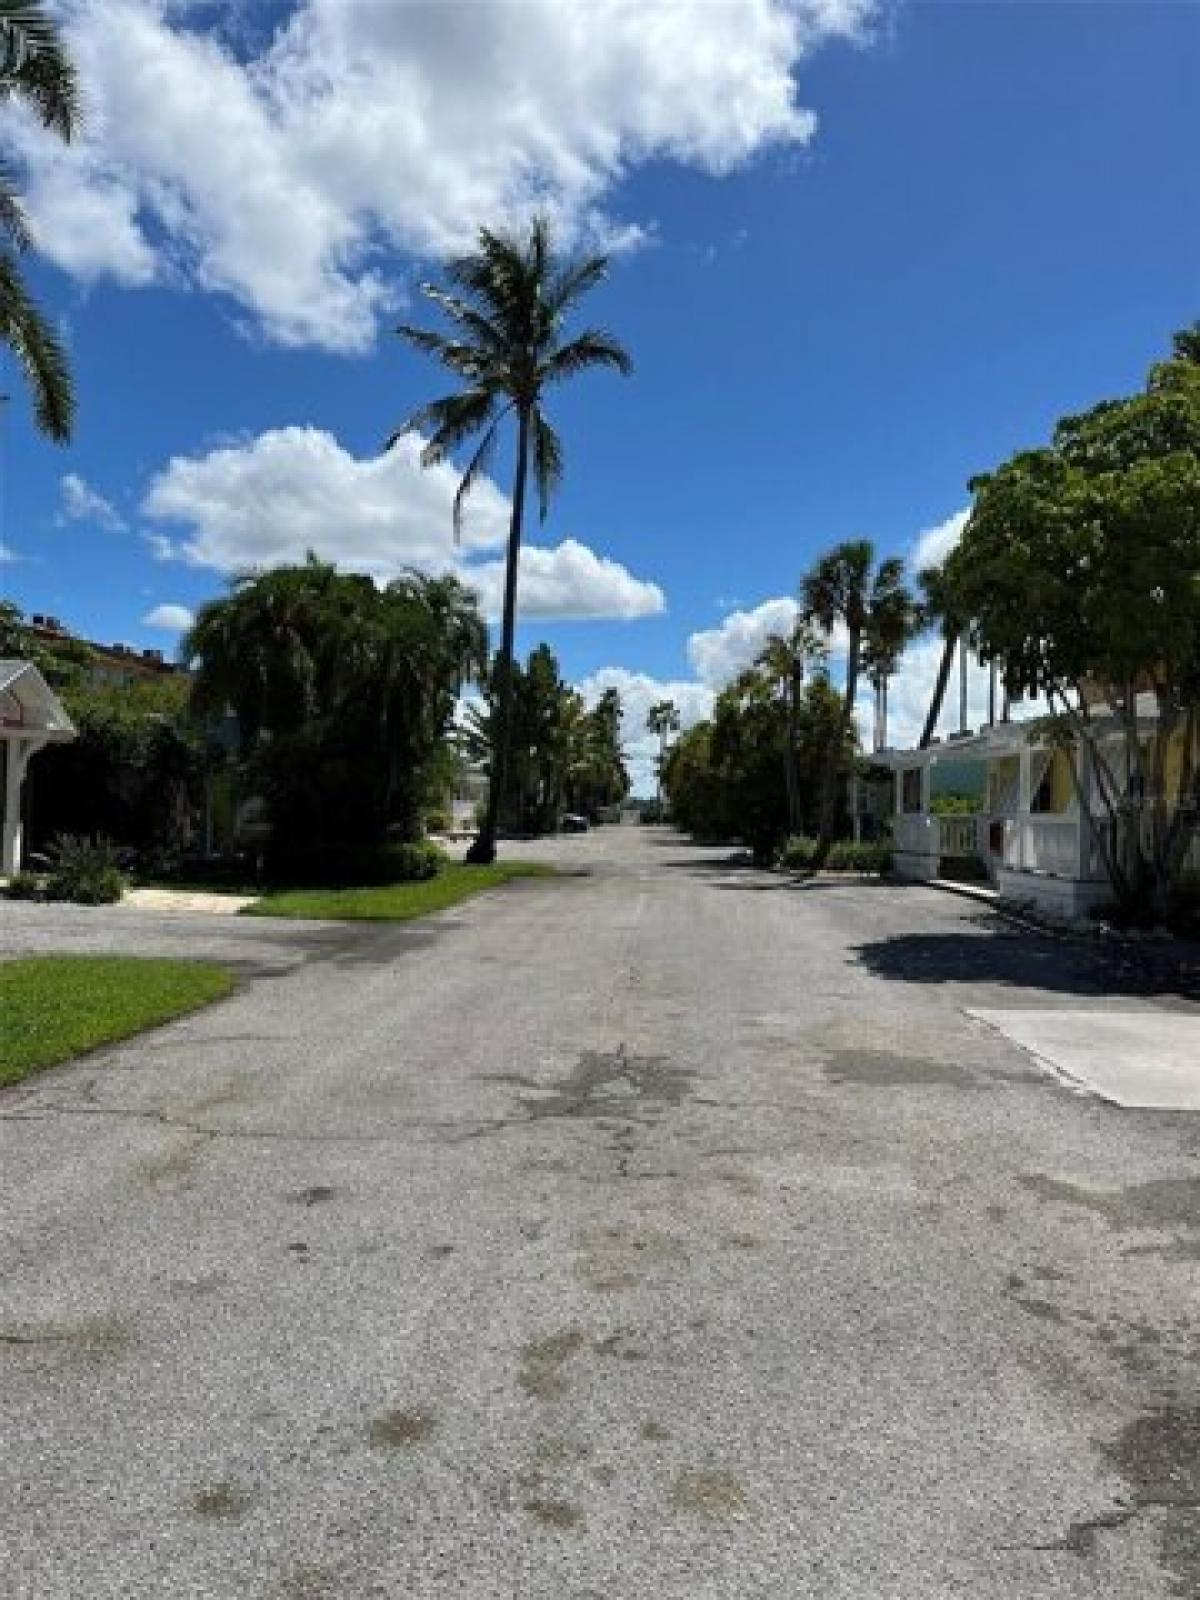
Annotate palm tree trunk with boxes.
[468,406,529,864]
[812,629,860,868]
[919,631,957,749]
[786,664,802,832]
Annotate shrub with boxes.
[263,840,447,888]
[43,835,125,905]
[423,810,451,836]
[5,872,45,901]
[930,792,983,816]
[782,836,893,875]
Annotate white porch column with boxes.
[1074,740,1094,879]
[2,738,28,876]
[1017,742,1032,871]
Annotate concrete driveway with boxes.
[2,828,1199,1598]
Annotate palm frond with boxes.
[545,254,609,320]
[0,247,73,439]
[0,1,79,140]
[532,409,563,523]
[411,285,508,355]
[452,420,500,545]
[396,323,496,383]
[387,387,497,459]
[0,165,29,249]
[447,227,529,325]
[541,328,632,385]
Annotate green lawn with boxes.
[0,956,235,1088]
[244,861,555,921]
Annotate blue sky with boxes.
[1,0,1197,781]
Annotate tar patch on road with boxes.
[523,1497,586,1531]
[1033,1407,1200,1592]
[369,1408,436,1448]
[191,1478,255,1520]
[1020,1174,1200,1259]
[502,1044,694,1122]
[822,1049,978,1088]
[574,1224,685,1294]
[518,1329,586,1400]
[670,1468,749,1518]
[0,1314,132,1361]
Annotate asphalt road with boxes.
[2,828,1200,1599]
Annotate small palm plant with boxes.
[394,217,631,862]
[0,0,78,440]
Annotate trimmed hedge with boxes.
[782,837,893,874]
[262,839,447,889]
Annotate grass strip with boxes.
[0,956,235,1087]
[244,861,555,922]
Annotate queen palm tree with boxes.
[916,561,963,749]
[394,217,631,862]
[755,621,823,832]
[645,699,680,813]
[0,1,78,441]
[802,540,915,868]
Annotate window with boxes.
[901,768,923,814]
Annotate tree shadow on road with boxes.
[851,923,1200,1000]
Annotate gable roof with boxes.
[0,661,76,739]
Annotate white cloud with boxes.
[687,595,802,687]
[58,472,126,531]
[467,540,663,622]
[9,0,877,351]
[0,541,20,563]
[578,666,715,796]
[141,425,663,623]
[910,507,969,575]
[142,602,194,632]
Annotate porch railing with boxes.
[938,815,980,857]
[892,813,980,860]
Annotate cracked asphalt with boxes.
[2,826,1200,1599]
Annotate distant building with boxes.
[29,614,181,689]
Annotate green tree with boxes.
[567,687,628,818]
[0,1,77,440]
[28,673,202,859]
[394,217,631,863]
[755,621,824,831]
[801,541,915,867]
[645,699,680,812]
[463,645,627,832]
[184,559,486,864]
[661,664,852,861]
[943,326,1200,920]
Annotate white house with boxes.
[0,661,76,876]
[883,688,1200,919]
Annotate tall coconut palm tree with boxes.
[394,218,631,862]
[645,699,680,812]
[0,0,78,441]
[801,540,915,868]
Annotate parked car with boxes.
[561,813,590,834]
